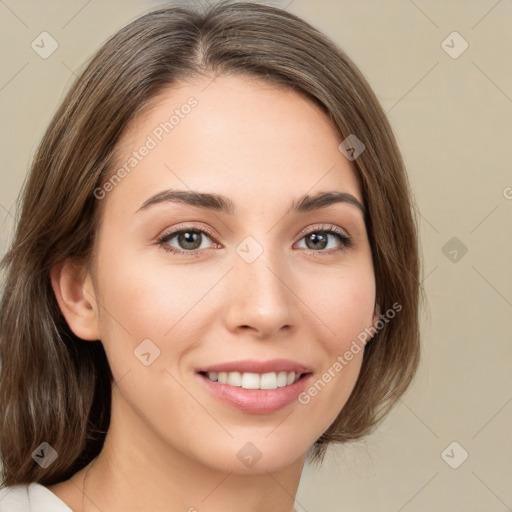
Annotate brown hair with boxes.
[0,0,420,486]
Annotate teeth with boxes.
[227,371,242,387]
[205,371,301,389]
[276,371,288,387]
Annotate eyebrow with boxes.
[136,189,366,217]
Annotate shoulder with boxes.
[0,483,72,511]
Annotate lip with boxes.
[197,373,313,414]
[196,358,313,375]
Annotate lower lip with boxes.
[197,373,313,414]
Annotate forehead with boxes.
[103,73,363,216]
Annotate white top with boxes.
[0,483,301,511]
[0,483,72,511]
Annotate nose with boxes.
[223,250,297,339]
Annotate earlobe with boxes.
[50,259,100,341]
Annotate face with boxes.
[85,74,377,474]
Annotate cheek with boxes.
[91,254,205,423]
[95,242,218,335]
[306,260,376,345]
[296,263,375,425]
[298,352,364,441]
[93,244,232,383]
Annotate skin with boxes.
[48,74,379,512]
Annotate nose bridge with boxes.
[225,236,295,336]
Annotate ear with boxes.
[50,259,101,341]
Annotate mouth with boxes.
[195,359,313,414]
[198,370,306,389]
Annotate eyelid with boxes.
[158,223,219,242]
[296,223,350,241]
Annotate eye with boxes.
[157,226,218,255]
[296,224,352,254]
[157,223,352,256]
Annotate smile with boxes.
[197,371,312,414]
[201,370,302,390]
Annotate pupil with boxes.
[307,232,327,250]
[179,231,201,250]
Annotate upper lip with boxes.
[197,358,313,375]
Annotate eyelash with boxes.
[157,224,352,257]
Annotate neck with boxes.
[77,392,305,512]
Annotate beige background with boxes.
[1,1,511,511]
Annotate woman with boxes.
[0,1,420,510]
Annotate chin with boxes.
[188,433,311,475]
